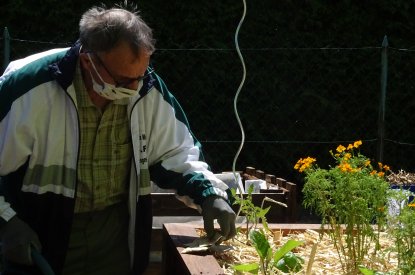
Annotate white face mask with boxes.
[87,53,142,100]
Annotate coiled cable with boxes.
[232,0,247,218]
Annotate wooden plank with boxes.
[162,223,225,275]
[285,181,298,222]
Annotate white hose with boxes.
[232,0,247,218]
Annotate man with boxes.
[0,2,236,275]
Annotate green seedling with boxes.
[233,229,304,274]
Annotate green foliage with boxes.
[233,262,259,274]
[232,185,271,238]
[232,229,304,275]
[231,179,301,274]
[250,229,272,264]
[296,141,390,273]
[386,189,415,274]
[359,266,393,275]
[275,252,304,273]
[272,240,304,265]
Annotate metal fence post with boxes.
[3,27,11,72]
[376,35,388,163]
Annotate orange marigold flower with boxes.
[353,140,362,148]
[347,144,354,150]
[383,165,390,171]
[336,145,346,153]
[339,162,353,172]
[364,160,371,167]
[343,153,352,160]
[378,172,385,177]
[294,157,316,172]
[305,157,316,163]
[408,203,415,208]
[370,170,377,176]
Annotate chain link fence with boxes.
[152,44,415,183]
[2,35,415,188]
[154,44,415,177]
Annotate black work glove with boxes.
[202,196,236,243]
[0,216,42,265]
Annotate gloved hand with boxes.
[202,196,236,243]
[0,216,42,265]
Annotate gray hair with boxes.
[79,2,155,55]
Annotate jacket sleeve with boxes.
[145,78,231,211]
[0,63,33,222]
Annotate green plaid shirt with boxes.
[73,63,132,213]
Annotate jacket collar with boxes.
[48,40,81,91]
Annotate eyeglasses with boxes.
[92,53,154,88]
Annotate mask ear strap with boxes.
[86,53,106,83]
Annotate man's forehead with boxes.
[100,51,150,79]
[101,45,149,65]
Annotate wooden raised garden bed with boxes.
[161,223,397,274]
[161,223,322,275]
[147,167,299,274]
